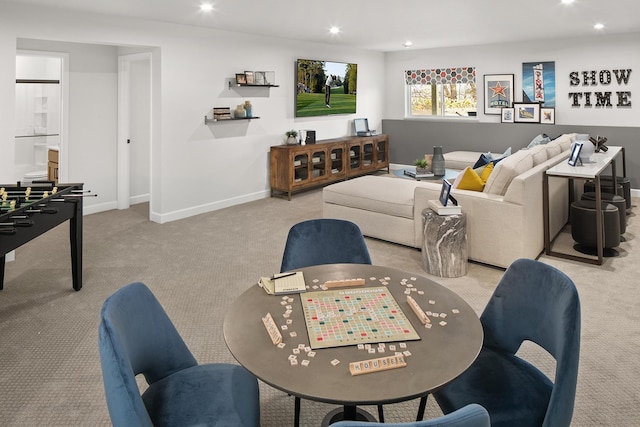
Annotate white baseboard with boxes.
[151,189,270,224]
[130,193,150,205]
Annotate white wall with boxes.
[0,2,385,222]
[384,33,640,127]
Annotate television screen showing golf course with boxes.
[296,59,357,117]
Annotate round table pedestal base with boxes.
[321,406,377,426]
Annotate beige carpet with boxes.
[1,187,639,426]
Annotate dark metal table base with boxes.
[321,406,377,427]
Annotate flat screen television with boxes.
[295,59,357,117]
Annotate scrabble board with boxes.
[301,286,420,349]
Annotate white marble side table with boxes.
[422,208,468,277]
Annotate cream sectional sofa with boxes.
[322,133,576,269]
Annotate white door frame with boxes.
[117,52,152,212]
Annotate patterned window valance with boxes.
[405,67,475,85]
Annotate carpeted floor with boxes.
[1,186,639,426]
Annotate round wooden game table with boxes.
[223,264,483,426]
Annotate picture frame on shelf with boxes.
[254,71,266,85]
[483,74,514,115]
[540,107,555,124]
[513,102,541,123]
[235,73,247,85]
[501,107,515,123]
[244,71,255,85]
[264,71,275,85]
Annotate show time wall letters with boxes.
[568,69,632,108]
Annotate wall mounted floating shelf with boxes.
[228,81,279,90]
[204,115,260,124]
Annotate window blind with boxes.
[405,67,475,85]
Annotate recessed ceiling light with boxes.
[329,26,340,35]
[594,22,604,30]
[561,0,575,4]
[200,3,214,13]
[403,41,413,48]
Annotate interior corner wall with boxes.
[0,2,385,222]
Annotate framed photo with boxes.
[567,142,583,166]
[483,74,514,115]
[244,71,254,85]
[540,107,555,124]
[501,107,514,123]
[513,102,541,123]
[235,73,247,85]
[439,179,453,207]
[254,71,266,85]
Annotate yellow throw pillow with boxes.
[480,162,494,183]
[455,166,485,191]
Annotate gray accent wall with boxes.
[382,120,639,188]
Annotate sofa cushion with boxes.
[483,149,534,196]
[473,148,512,168]
[553,133,575,152]
[527,144,548,166]
[323,175,418,219]
[480,162,494,181]
[454,167,485,191]
[444,151,483,170]
[526,133,551,148]
[544,140,563,157]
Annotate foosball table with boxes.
[0,181,85,291]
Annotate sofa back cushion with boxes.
[483,149,534,196]
[545,140,563,157]
[553,133,576,151]
[528,144,549,166]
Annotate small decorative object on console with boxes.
[590,135,608,152]
[575,133,594,163]
[414,158,429,175]
[432,146,446,176]
[285,130,298,145]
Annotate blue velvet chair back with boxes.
[280,218,372,272]
[480,258,581,427]
[331,403,490,427]
[98,282,198,427]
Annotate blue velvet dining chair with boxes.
[331,403,489,427]
[98,282,260,427]
[431,258,581,427]
[280,218,372,272]
[280,218,372,426]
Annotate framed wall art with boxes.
[522,61,555,107]
[483,74,514,115]
[501,107,514,123]
[540,107,555,124]
[513,102,541,123]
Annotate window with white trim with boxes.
[405,67,477,117]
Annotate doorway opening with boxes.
[14,51,68,184]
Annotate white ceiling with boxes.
[10,0,640,52]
